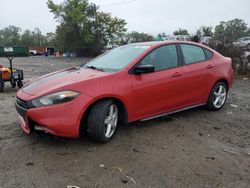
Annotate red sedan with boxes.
[16,41,234,143]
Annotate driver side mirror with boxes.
[133,64,155,74]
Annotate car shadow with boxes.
[24,106,208,147]
[127,106,207,128]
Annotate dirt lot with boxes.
[0,56,250,188]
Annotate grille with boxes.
[16,98,29,109]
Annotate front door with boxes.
[130,44,188,120]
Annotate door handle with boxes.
[207,64,215,68]
[172,72,183,77]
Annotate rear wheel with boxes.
[87,100,119,143]
[206,82,228,111]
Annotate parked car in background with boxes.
[16,41,234,143]
[102,44,118,53]
[162,35,191,41]
[200,36,212,45]
[29,50,43,56]
[29,47,55,56]
[233,37,250,50]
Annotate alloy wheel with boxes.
[213,85,227,108]
[104,104,118,138]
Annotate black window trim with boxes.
[203,47,214,60]
[177,43,214,66]
[129,44,182,74]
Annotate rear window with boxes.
[204,48,213,60]
[180,44,206,64]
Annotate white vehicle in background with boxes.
[233,37,250,50]
[102,44,118,53]
[200,36,212,45]
[162,35,190,41]
[29,50,43,56]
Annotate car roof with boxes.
[127,41,205,48]
[125,40,219,56]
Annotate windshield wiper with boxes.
[85,65,105,72]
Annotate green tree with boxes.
[31,28,47,47]
[214,18,249,42]
[200,26,213,37]
[45,32,56,46]
[0,26,55,47]
[173,28,189,35]
[0,25,21,46]
[21,28,54,47]
[95,12,127,48]
[21,30,34,46]
[47,0,127,55]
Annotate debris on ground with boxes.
[213,127,221,130]
[99,163,136,184]
[67,185,80,188]
[25,162,34,166]
[222,149,239,155]
[230,104,239,108]
[121,179,129,184]
[227,111,233,115]
[206,156,215,160]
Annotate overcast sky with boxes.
[0,0,249,35]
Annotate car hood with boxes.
[22,67,109,96]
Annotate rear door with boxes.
[179,44,213,104]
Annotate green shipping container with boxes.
[0,47,29,57]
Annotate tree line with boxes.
[0,0,249,56]
[159,18,250,43]
[0,26,55,47]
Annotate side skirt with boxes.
[140,103,206,122]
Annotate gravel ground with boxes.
[0,56,250,188]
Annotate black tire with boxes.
[206,82,228,111]
[17,81,23,89]
[0,81,3,92]
[11,82,16,88]
[87,100,119,143]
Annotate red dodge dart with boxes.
[16,41,234,143]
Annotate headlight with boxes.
[32,91,80,107]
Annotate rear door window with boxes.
[204,49,213,60]
[180,44,206,64]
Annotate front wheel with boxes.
[206,82,228,111]
[87,100,119,143]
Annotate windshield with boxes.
[83,44,150,72]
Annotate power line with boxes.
[100,0,136,7]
